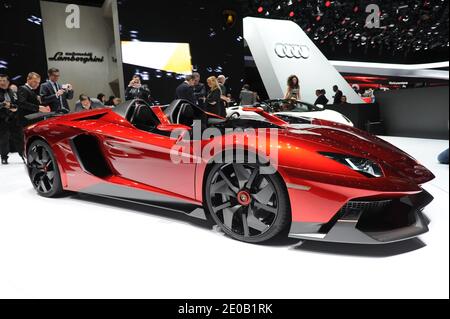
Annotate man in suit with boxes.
[314,89,329,106]
[333,85,343,105]
[17,73,51,129]
[340,95,351,106]
[192,72,206,108]
[175,75,196,104]
[12,73,51,162]
[40,68,74,113]
[217,75,227,96]
[239,84,257,106]
[217,75,231,108]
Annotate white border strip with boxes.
[331,61,449,80]
[330,61,449,70]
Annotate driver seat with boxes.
[132,106,156,132]
[176,103,195,127]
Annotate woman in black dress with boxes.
[206,76,225,117]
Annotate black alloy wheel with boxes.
[206,162,290,243]
[27,140,63,198]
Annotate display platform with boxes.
[0,136,448,299]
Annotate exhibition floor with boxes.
[0,136,448,299]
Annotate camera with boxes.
[0,101,17,111]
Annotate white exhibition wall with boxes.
[40,1,119,109]
[244,17,363,104]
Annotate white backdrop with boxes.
[244,17,363,104]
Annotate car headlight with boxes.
[320,152,384,178]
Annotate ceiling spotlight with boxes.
[248,0,449,61]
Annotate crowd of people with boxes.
[173,73,234,118]
[0,71,54,165]
[282,75,349,107]
[313,85,348,106]
[0,67,358,165]
[4,68,446,166]
[0,68,243,164]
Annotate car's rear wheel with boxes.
[27,140,64,198]
[205,162,291,243]
[230,112,240,119]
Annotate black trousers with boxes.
[0,124,24,159]
[0,129,9,159]
[9,123,24,157]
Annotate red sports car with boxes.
[24,99,435,244]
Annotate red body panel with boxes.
[23,106,435,225]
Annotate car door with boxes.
[99,106,197,200]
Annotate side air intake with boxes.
[72,134,112,178]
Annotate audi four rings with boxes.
[274,43,310,59]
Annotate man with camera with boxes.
[0,74,19,164]
[125,75,151,102]
[40,68,74,113]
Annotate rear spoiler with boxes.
[25,109,111,126]
[242,107,288,127]
[25,112,61,126]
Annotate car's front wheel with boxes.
[205,162,291,243]
[27,140,64,198]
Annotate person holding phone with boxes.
[40,68,74,113]
[125,75,151,102]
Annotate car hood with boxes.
[280,121,435,184]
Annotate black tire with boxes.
[205,161,291,243]
[27,140,64,198]
[230,112,240,119]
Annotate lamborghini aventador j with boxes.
[24,99,435,244]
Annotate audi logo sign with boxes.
[274,43,310,59]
